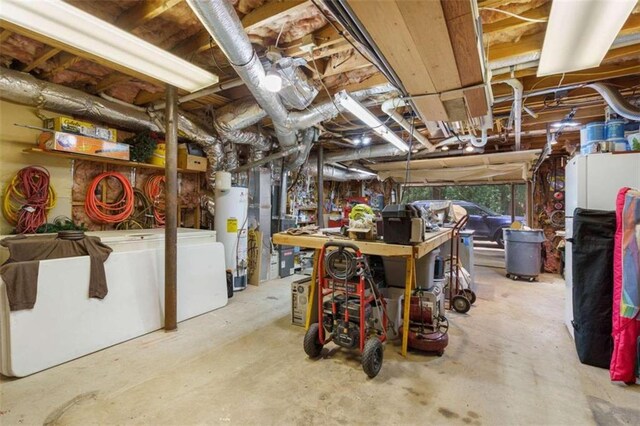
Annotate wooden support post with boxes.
[164,85,178,331]
[304,249,321,330]
[401,254,416,356]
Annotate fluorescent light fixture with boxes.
[0,0,218,92]
[336,91,409,152]
[552,121,580,128]
[537,0,636,76]
[263,70,283,92]
[347,167,377,177]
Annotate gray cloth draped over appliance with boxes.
[0,235,112,311]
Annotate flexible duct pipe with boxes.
[230,145,303,173]
[504,79,523,151]
[380,98,434,151]
[316,144,407,163]
[187,0,297,151]
[307,163,375,182]
[586,83,640,121]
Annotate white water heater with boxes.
[215,185,249,291]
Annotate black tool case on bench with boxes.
[381,204,420,245]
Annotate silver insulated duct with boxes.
[586,83,640,121]
[187,0,297,151]
[0,67,225,185]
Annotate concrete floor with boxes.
[1,265,639,425]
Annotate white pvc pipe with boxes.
[381,98,435,151]
[504,79,523,151]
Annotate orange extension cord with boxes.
[85,172,134,224]
[2,166,56,234]
[144,174,166,227]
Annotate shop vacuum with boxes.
[399,256,449,355]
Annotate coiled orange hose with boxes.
[144,174,166,227]
[85,172,134,224]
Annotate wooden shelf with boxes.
[297,205,317,211]
[23,148,202,174]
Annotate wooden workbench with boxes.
[272,228,452,356]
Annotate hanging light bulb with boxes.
[465,144,474,152]
[441,145,449,151]
[362,135,371,145]
[353,138,362,145]
[550,135,558,145]
[263,69,283,92]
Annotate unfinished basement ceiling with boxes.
[0,0,639,166]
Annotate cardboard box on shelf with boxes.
[44,116,117,142]
[38,131,130,160]
[178,146,207,171]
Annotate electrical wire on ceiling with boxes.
[478,7,548,23]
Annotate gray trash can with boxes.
[503,229,545,281]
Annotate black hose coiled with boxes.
[325,248,357,280]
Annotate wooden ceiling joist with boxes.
[115,0,183,31]
[20,47,60,73]
[0,29,12,43]
[481,4,550,35]
[172,0,309,58]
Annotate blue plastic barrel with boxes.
[605,119,625,140]
[586,122,605,142]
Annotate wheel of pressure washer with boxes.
[303,323,323,358]
[528,276,536,282]
[461,289,477,305]
[452,295,471,314]
[362,337,383,378]
[511,275,519,281]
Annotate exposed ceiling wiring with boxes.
[479,7,548,23]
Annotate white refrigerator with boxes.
[564,153,640,337]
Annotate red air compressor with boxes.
[303,241,388,378]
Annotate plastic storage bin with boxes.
[503,229,545,281]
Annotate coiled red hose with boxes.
[85,172,134,224]
[144,174,166,227]
[6,166,54,234]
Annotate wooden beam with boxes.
[441,0,484,86]
[463,86,489,118]
[283,25,344,58]
[95,72,131,93]
[42,52,82,78]
[20,47,60,72]
[134,90,166,106]
[322,51,371,78]
[0,29,12,43]
[115,0,183,31]
[173,0,309,58]
[488,31,545,62]
[395,1,461,92]
[347,0,436,94]
[482,4,549,34]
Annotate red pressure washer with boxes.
[303,241,388,378]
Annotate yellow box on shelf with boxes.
[43,116,117,142]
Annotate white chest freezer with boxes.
[0,228,227,377]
